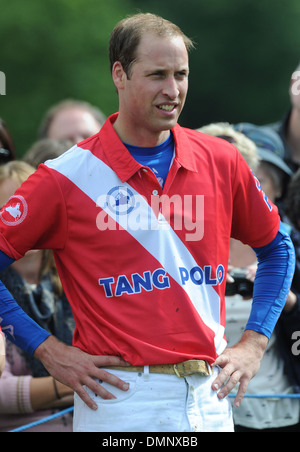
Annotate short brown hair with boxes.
[109,13,194,78]
[23,138,72,168]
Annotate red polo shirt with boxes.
[0,113,280,364]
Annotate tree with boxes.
[0,0,135,155]
[131,0,300,129]
[2,0,300,154]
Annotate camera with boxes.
[225,268,253,298]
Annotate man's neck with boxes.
[113,116,171,148]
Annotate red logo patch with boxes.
[0,195,28,226]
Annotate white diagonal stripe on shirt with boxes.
[46,147,226,354]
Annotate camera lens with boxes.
[237,281,253,298]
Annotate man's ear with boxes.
[112,61,127,91]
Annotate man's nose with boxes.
[162,76,180,99]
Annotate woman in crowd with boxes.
[0,161,74,432]
[0,117,16,163]
[0,117,16,377]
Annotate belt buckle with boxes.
[173,360,209,378]
[173,363,184,378]
[173,361,192,378]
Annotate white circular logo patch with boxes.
[0,195,28,226]
[106,186,136,216]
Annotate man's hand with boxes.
[34,336,130,410]
[211,330,268,407]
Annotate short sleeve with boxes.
[0,165,68,259]
[231,150,280,247]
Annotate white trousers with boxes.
[73,366,234,432]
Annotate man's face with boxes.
[115,32,189,145]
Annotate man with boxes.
[268,63,300,174]
[38,99,106,144]
[0,13,295,432]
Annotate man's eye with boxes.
[176,72,188,79]
[151,72,165,78]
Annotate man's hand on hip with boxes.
[34,335,130,410]
[211,330,268,407]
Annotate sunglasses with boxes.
[0,148,13,164]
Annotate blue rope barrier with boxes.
[8,406,74,432]
[8,394,300,432]
[229,393,300,399]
